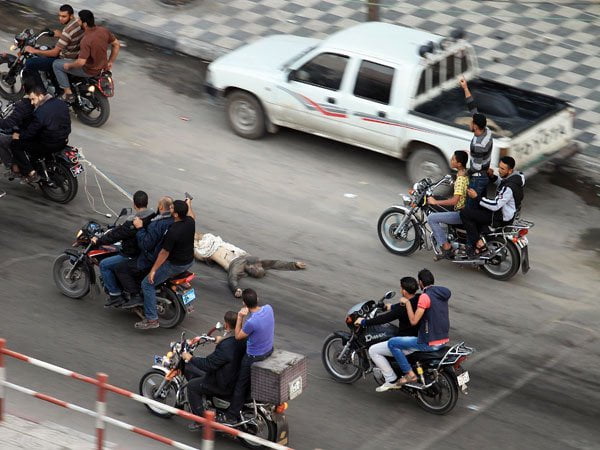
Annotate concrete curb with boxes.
[10,0,227,61]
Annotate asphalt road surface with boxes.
[1,5,599,450]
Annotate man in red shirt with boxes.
[52,9,120,100]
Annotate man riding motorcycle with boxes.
[10,84,70,182]
[354,276,422,392]
[182,311,246,431]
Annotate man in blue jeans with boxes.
[129,198,195,330]
[91,190,154,307]
[380,269,451,391]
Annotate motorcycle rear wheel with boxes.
[52,254,90,299]
[238,409,277,449]
[321,334,362,384]
[416,368,458,415]
[481,239,520,281]
[156,287,186,329]
[377,207,421,256]
[75,91,110,127]
[139,369,178,418]
[39,162,78,204]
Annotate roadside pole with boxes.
[367,0,380,21]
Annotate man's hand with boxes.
[385,303,392,311]
[400,297,409,306]
[427,197,438,205]
[181,352,193,362]
[215,335,224,344]
[295,261,307,269]
[467,188,478,199]
[238,307,249,318]
[133,217,143,229]
[354,317,363,327]
[234,288,242,298]
[24,46,37,54]
[459,77,468,90]
[12,132,19,140]
[90,237,98,245]
[106,61,113,71]
[487,167,495,178]
[148,270,156,284]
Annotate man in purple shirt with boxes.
[225,288,274,422]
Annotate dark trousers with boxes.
[0,134,12,168]
[24,56,59,92]
[466,174,489,209]
[227,350,272,417]
[11,139,64,174]
[115,258,147,295]
[460,207,502,248]
[187,376,223,416]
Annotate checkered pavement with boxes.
[13,0,600,157]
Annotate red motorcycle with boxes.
[52,208,197,328]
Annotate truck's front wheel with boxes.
[226,90,266,139]
[407,148,450,185]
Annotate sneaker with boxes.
[134,319,159,330]
[218,413,239,426]
[187,422,202,432]
[104,294,125,308]
[376,380,399,392]
[120,294,143,309]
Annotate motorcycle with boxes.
[377,174,533,281]
[322,291,474,415]
[1,99,82,204]
[139,325,289,448]
[0,28,113,127]
[52,208,196,328]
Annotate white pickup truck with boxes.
[205,22,578,182]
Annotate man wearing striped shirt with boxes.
[24,4,83,92]
[459,77,493,209]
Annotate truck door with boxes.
[341,59,405,156]
[280,52,351,139]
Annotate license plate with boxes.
[288,376,303,400]
[517,236,528,248]
[70,163,84,177]
[457,371,470,386]
[182,288,196,305]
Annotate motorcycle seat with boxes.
[407,346,450,362]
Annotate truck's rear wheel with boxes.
[226,90,266,139]
[407,148,450,185]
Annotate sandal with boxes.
[395,373,418,386]
[474,241,488,255]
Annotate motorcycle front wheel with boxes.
[75,91,110,127]
[238,409,277,449]
[39,162,78,204]
[481,239,520,281]
[0,64,24,101]
[156,287,186,329]
[416,368,458,415]
[139,369,178,418]
[52,254,90,299]
[377,207,421,256]
[321,334,362,384]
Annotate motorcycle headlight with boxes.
[76,230,83,238]
[402,194,412,206]
[10,45,17,51]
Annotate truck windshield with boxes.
[280,45,318,70]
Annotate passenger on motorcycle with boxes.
[384,269,451,390]
[23,4,84,93]
[426,150,469,261]
[115,196,174,307]
[460,156,525,258]
[0,76,36,175]
[10,84,70,182]
[225,288,274,424]
[90,190,155,308]
[354,277,422,392]
[52,10,120,102]
[182,311,246,431]
[133,198,195,330]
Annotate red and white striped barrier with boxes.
[0,338,292,450]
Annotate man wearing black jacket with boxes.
[354,277,421,392]
[91,190,154,307]
[10,84,70,181]
[183,311,246,430]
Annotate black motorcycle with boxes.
[139,326,289,448]
[377,175,533,281]
[0,99,81,203]
[0,28,113,127]
[322,291,474,415]
[52,209,197,328]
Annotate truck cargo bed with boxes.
[413,79,569,138]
